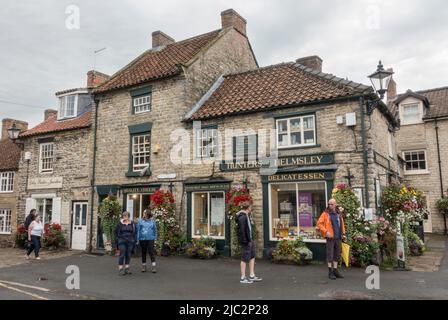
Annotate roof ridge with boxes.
[415,86,448,94]
[165,29,222,47]
[223,62,295,78]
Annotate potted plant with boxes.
[186,237,216,259]
[436,197,448,216]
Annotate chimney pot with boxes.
[152,31,175,48]
[1,118,28,140]
[221,9,247,36]
[296,55,323,72]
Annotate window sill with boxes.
[404,171,430,175]
[0,191,14,194]
[0,232,12,235]
[125,171,151,177]
[192,235,225,240]
[277,144,320,151]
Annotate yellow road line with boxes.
[0,282,50,300]
[0,280,51,292]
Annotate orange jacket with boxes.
[317,209,346,239]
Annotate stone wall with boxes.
[0,173,19,246]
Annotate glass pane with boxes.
[291,132,301,145]
[132,195,141,221]
[270,184,297,239]
[418,152,425,160]
[277,120,288,133]
[75,205,80,226]
[290,118,301,131]
[412,162,419,170]
[45,199,53,225]
[304,130,314,144]
[81,204,87,226]
[405,153,411,161]
[193,193,208,236]
[411,153,418,161]
[278,133,288,146]
[210,193,225,237]
[419,161,426,170]
[303,116,314,129]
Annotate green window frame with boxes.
[126,123,152,177]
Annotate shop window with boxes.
[276,115,316,148]
[192,192,225,239]
[127,194,151,221]
[0,209,12,234]
[269,182,326,240]
[36,198,53,225]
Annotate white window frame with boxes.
[403,150,429,174]
[132,133,150,172]
[276,115,316,149]
[0,209,12,234]
[127,193,151,221]
[268,181,327,243]
[0,172,14,193]
[196,128,218,159]
[400,102,423,125]
[191,191,225,240]
[58,94,78,120]
[133,94,152,114]
[39,143,54,174]
[35,198,53,225]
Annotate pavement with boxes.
[0,235,447,300]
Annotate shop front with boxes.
[185,178,232,256]
[121,184,161,221]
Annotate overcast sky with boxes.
[1,0,447,131]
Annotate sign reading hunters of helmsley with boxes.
[219,153,335,172]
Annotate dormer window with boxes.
[59,95,77,119]
[400,102,423,125]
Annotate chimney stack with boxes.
[44,109,58,121]
[221,9,247,36]
[87,70,110,88]
[1,118,28,140]
[386,69,397,102]
[152,31,175,48]
[296,55,323,72]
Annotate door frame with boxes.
[71,201,88,250]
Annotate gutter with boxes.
[359,96,370,208]
[434,118,447,235]
[88,98,100,252]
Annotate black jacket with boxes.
[236,211,252,245]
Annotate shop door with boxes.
[72,202,88,250]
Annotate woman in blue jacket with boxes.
[137,209,158,273]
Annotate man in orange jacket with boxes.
[317,198,346,280]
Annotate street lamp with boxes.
[366,60,394,115]
[7,123,24,149]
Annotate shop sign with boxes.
[28,177,63,189]
[374,151,390,170]
[268,172,333,182]
[185,183,230,192]
[121,185,160,194]
[220,153,334,172]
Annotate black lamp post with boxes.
[7,123,24,149]
[366,60,394,115]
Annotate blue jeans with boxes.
[118,240,133,266]
[27,235,41,257]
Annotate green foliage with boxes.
[186,236,216,259]
[436,197,448,215]
[42,223,66,250]
[271,238,312,264]
[98,195,122,252]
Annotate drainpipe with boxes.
[88,98,100,252]
[360,96,370,208]
[434,119,447,235]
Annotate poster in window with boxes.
[211,196,225,226]
[298,193,313,227]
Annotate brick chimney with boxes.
[386,69,397,102]
[44,109,58,121]
[1,118,28,140]
[221,9,247,36]
[152,31,175,48]
[87,70,110,88]
[296,55,323,72]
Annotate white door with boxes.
[72,202,88,250]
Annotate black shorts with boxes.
[240,242,255,263]
[326,238,341,263]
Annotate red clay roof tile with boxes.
[0,138,21,171]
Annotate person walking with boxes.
[26,214,43,260]
[137,209,157,273]
[115,211,137,276]
[24,209,36,253]
[236,201,262,284]
[317,198,346,280]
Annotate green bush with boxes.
[436,197,448,215]
[186,237,216,259]
[271,238,313,265]
[42,223,66,250]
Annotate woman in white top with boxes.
[27,215,44,260]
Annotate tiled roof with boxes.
[187,62,372,120]
[95,29,223,93]
[20,111,91,138]
[0,139,21,171]
[418,87,448,119]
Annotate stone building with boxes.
[181,57,399,259]
[392,86,448,234]
[0,119,28,246]
[91,9,258,249]
[16,71,109,251]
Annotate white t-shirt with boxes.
[30,221,44,237]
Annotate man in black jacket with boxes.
[236,202,262,284]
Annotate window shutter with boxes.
[52,198,62,224]
[25,198,37,219]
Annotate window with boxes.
[276,115,316,148]
[196,128,218,158]
[0,172,14,193]
[39,143,54,173]
[401,103,421,124]
[127,194,151,220]
[403,150,428,173]
[192,192,225,239]
[233,135,257,161]
[133,94,152,114]
[0,209,12,234]
[269,182,326,241]
[58,95,77,119]
[36,198,53,225]
[132,134,150,172]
